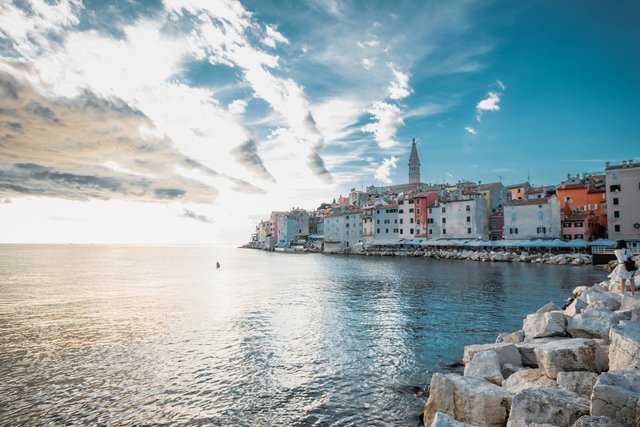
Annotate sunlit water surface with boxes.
[0,245,607,426]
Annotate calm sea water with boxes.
[0,245,607,426]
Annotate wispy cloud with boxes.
[464,126,477,135]
[361,101,403,148]
[181,208,213,224]
[476,91,501,122]
[387,63,412,100]
[374,156,398,184]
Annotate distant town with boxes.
[248,139,640,254]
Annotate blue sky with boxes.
[0,0,638,243]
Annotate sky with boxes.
[0,0,639,244]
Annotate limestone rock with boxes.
[423,373,512,427]
[502,363,525,378]
[565,298,589,317]
[566,308,625,339]
[591,370,640,427]
[502,368,557,394]
[496,330,524,344]
[594,339,610,373]
[608,321,640,371]
[587,292,622,311]
[464,349,503,385]
[463,343,522,377]
[534,338,598,379]
[557,371,599,399]
[523,311,567,340]
[430,412,474,427]
[572,416,623,427]
[515,338,561,367]
[507,387,589,427]
[537,301,561,313]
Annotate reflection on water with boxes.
[0,245,606,425]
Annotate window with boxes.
[410,228,414,234]
[563,222,571,228]
[346,223,349,228]
[377,228,380,233]
[578,205,586,211]
[563,234,571,240]
[614,225,620,232]
[467,227,472,234]
[429,229,433,235]
[400,229,403,234]
[574,222,583,227]
[399,209,404,213]
[466,216,471,223]
[610,185,621,192]
[376,219,380,224]
[429,208,432,214]
[394,219,397,224]
[410,218,414,224]
[384,219,390,224]
[466,205,471,211]
[393,228,398,233]
[409,208,414,213]
[614,211,620,219]
[575,234,584,239]
[416,208,421,214]
[399,219,403,224]
[537,226,546,234]
[417,219,421,225]
[416,229,421,235]
[509,228,519,235]
[409,199,414,204]
[442,218,446,224]
[564,196,573,203]
[613,197,619,205]
[385,228,389,233]
[443,229,447,235]
[442,207,446,213]
[428,218,433,224]
[399,200,404,205]
[377,210,380,214]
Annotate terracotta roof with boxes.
[506,182,530,189]
[558,182,588,190]
[564,214,588,221]
[526,187,545,194]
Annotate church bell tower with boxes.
[408,138,421,183]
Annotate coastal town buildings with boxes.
[373,203,400,240]
[427,195,489,239]
[606,160,640,248]
[503,195,561,240]
[323,210,363,253]
[507,182,532,200]
[556,173,607,241]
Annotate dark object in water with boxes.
[216,262,220,269]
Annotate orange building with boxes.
[556,175,607,240]
[506,182,531,200]
[412,192,439,237]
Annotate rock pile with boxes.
[422,250,593,266]
[424,279,640,427]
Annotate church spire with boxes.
[408,138,421,183]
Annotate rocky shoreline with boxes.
[422,277,640,427]
[361,249,594,266]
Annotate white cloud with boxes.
[496,79,506,90]
[375,156,398,184]
[262,24,289,48]
[387,62,412,100]
[361,101,404,148]
[476,91,501,122]
[464,126,477,135]
[358,39,379,48]
[228,99,248,115]
[362,58,374,70]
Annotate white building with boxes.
[427,196,489,239]
[398,196,418,238]
[503,195,561,240]
[323,211,363,253]
[373,204,400,240]
[606,161,640,248]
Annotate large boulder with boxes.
[565,298,589,317]
[608,321,640,371]
[430,412,474,427]
[566,308,625,339]
[496,330,524,344]
[463,343,522,377]
[594,339,610,372]
[523,311,567,340]
[534,338,598,379]
[557,371,599,399]
[515,337,561,367]
[507,387,589,427]
[537,302,561,313]
[591,370,640,427]
[587,292,623,311]
[464,349,503,385]
[423,373,513,427]
[572,415,623,427]
[502,368,557,394]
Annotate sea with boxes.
[0,244,608,426]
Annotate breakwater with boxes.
[422,275,640,426]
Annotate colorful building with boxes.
[504,196,561,240]
[606,161,640,249]
[556,174,607,241]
